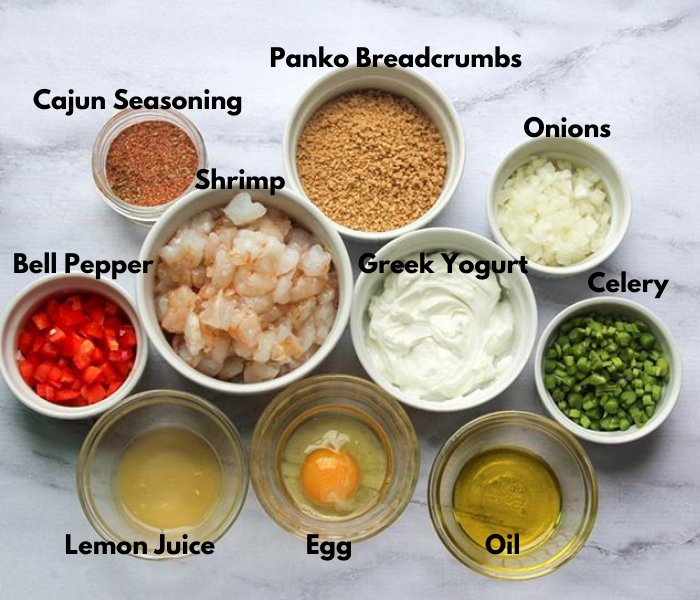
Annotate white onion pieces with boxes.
[496,157,611,267]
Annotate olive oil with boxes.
[452,446,561,551]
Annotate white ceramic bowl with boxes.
[535,297,682,444]
[283,62,465,243]
[487,137,631,277]
[0,273,148,419]
[136,185,353,395]
[350,228,537,412]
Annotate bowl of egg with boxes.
[249,374,419,542]
[350,228,537,412]
[136,185,353,395]
[487,137,631,277]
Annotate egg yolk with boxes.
[300,448,360,507]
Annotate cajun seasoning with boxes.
[296,90,447,232]
[105,121,199,206]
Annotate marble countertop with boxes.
[1,0,699,598]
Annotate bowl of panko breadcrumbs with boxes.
[284,63,465,242]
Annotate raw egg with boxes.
[280,415,388,517]
[301,448,360,507]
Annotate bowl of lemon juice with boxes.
[77,390,247,559]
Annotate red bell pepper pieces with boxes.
[16,292,137,407]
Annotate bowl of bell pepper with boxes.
[0,273,148,419]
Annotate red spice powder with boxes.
[106,120,200,207]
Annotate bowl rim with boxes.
[136,185,353,395]
[427,410,598,580]
[76,388,249,560]
[486,136,632,277]
[350,227,538,412]
[0,272,148,420]
[534,296,682,444]
[282,61,466,243]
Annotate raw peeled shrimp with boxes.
[291,276,326,302]
[155,192,339,384]
[300,244,332,277]
[158,286,197,333]
[244,362,280,383]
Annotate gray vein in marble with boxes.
[207,132,282,146]
[1,460,73,492]
[363,0,528,31]
[589,532,700,560]
[453,12,696,113]
[31,448,75,468]
[408,496,428,507]
[636,231,700,253]
[298,550,414,600]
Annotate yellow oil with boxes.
[115,427,223,532]
[452,446,561,551]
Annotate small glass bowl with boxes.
[92,108,207,225]
[428,411,597,580]
[77,390,248,560]
[250,374,420,542]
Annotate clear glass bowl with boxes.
[250,374,420,542]
[92,108,207,225]
[77,390,247,560]
[428,411,598,580]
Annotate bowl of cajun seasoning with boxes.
[93,108,207,225]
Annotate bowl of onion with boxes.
[487,137,631,277]
[136,185,353,396]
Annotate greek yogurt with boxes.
[366,251,514,401]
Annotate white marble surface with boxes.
[1,0,699,597]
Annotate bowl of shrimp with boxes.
[136,185,353,395]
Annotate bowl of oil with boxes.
[428,411,597,580]
[77,390,248,559]
[249,374,420,542]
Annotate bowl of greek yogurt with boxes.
[350,228,538,412]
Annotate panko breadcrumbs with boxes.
[296,90,447,233]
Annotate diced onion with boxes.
[496,157,611,267]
